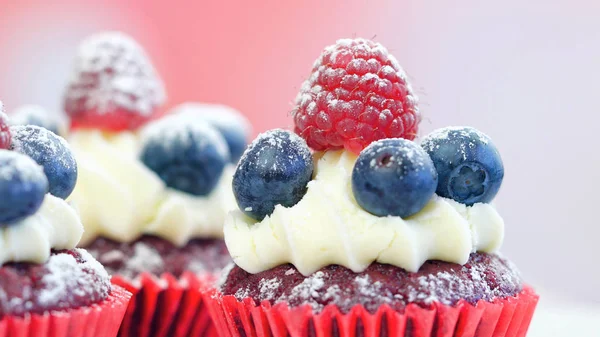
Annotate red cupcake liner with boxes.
[0,285,131,337]
[112,271,218,337]
[204,286,539,337]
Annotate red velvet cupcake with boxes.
[63,32,251,337]
[205,39,538,337]
[0,249,131,337]
[0,114,130,337]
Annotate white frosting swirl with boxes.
[68,130,236,246]
[0,194,83,265]
[225,150,504,276]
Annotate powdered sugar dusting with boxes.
[87,236,231,281]
[0,249,112,316]
[90,242,165,281]
[222,253,522,314]
[421,126,491,161]
[283,271,326,303]
[38,249,110,307]
[64,31,165,116]
[354,275,393,303]
[237,129,312,173]
[0,150,46,183]
[258,278,282,301]
[358,138,433,180]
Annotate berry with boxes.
[0,150,48,225]
[64,31,166,131]
[141,115,230,196]
[292,38,420,154]
[421,127,504,206]
[170,103,252,163]
[0,102,10,149]
[233,129,313,221]
[352,139,437,217]
[10,126,78,199]
[10,104,63,135]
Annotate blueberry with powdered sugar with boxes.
[10,125,77,199]
[421,126,504,206]
[140,114,230,196]
[10,104,64,136]
[233,129,314,221]
[352,138,437,217]
[0,150,48,225]
[170,103,252,163]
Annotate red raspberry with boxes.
[0,102,11,149]
[292,38,420,154]
[64,32,166,132]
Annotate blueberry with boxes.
[171,103,251,163]
[352,139,438,218]
[233,129,313,221]
[421,126,504,206]
[141,116,230,196]
[0,150,48,225]
[10,125,78,199]
[10,105,63,135]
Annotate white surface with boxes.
[529,298,600,337]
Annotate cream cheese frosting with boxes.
[0,194,83,265]
[224,150,504,276]
[68,129,235,246]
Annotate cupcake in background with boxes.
[63,32,251,337]
[205,39,538,337]
[0,103,130,337]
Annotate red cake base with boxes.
[220,254,523,314]
[0,285,131,337]
[205,286,538,337]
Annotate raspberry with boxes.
[64,32,166,132]
[292,38,420,153]
[0,102,11,149]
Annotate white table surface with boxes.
[527,292,600,337]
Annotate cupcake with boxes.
[0,105,130,337]
[206,39,538,337]
[62,32,251,337]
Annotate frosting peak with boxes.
[224,150,504,276]
[0,194,83,265]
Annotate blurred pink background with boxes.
[1,0,599,309]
